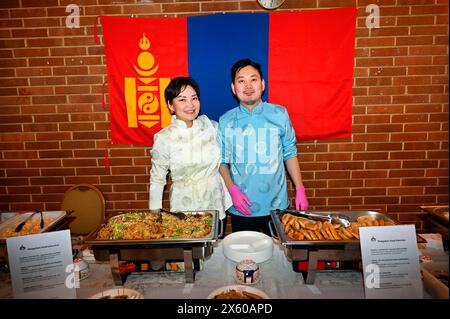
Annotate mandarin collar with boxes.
[237,101,264,119]
[171,115,197,129]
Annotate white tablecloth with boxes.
[1,238,441,299]
[73,239,365,299]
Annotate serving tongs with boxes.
[157,208,187,221]
[279,209,351,228]
[15,210,44,232]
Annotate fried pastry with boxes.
[280,213,392,242]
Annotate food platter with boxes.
[89,287,144,299]
[84,210,220,245]
[270,209,399,246]
[0,210,73,268]
[269,209,426,285]
[207,285,270,299]
[0,211,68,243]
[83,210,222,285]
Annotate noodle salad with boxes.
[96,211,212,240]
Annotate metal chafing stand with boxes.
[269,209,425,285]
[83,210,221,285]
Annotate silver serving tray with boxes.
[420,205,449,225]
[270,209,399,246]
[0,210,68,244]
[83,210,221,246]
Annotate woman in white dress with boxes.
[149,77,232,222]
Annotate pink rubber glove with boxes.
[295,185,309,211]
[228,185,252,216]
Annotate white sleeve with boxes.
[210,119,219,131]
[207,118,220,143]
[149,133,170,210]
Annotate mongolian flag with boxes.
[101,16,187,146]
[100,7,356,145]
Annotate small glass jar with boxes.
[73,257,90,281]
[235,259,260,285]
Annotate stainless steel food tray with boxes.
[420,205,449,225]
[0,210,68,244]
[269,209,425,284]
[83,210,220,246]
[83,210,222,285]
[0,210,72,269]
[270,209,398,246]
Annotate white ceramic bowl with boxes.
[222,231,273,263]
[89,288,144,299]
[207,285,270,299]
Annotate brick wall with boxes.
[0,0,448,232]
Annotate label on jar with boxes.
[235,259,260,285]
[73,258,90,281]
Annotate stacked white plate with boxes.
[222,231,273,263]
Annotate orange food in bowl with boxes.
[213,289,264,299]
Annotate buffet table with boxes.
[78,239,365,299]
[1,238,443,299]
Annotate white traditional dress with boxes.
[149,115,232,220]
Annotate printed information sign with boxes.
[360,224,423,299]
[6,229,76,299]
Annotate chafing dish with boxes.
[269,209,424,284]
[421,205,449,226]
[420,205,449,251]
[83,210,221,285]
[0,210,73,268]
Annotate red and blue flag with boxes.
[101,7,357,146]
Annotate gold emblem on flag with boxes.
[124,33,171,129]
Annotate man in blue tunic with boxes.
[219,58,309,235]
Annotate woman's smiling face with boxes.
[168,85,200,128]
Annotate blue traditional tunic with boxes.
[219,101,297,217]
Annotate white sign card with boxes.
[360,224,423,299]
[6,229,77,299]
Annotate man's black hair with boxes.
[231,58,264,82]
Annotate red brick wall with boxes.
[0,0,448,232]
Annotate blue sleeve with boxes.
[280,108,298,161]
